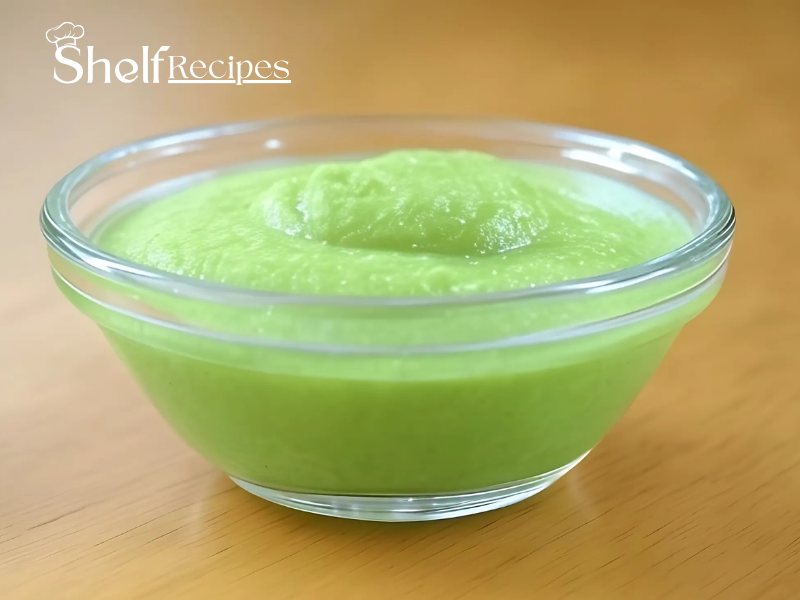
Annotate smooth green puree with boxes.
[99,150,689,295]
[87,150,701,495]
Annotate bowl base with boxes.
[230,452,588,522]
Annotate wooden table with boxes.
[2,1,799,598]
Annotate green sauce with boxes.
[71,150,706,495]
[97,150,690,296]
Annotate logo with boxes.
[46,22,84,49]
[46,23,290,85]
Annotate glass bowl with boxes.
[40,116,735,521]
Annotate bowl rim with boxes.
[40,115,735,308]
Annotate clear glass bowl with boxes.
[41,117,735,521]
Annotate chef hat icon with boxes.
[45,22,84,48]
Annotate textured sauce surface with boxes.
[97,150,691,295]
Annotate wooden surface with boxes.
[2,1,799,598]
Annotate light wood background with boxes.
[2,1,799,598]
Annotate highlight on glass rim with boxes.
[6,2,798,599]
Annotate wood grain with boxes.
[2,1,799,598]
